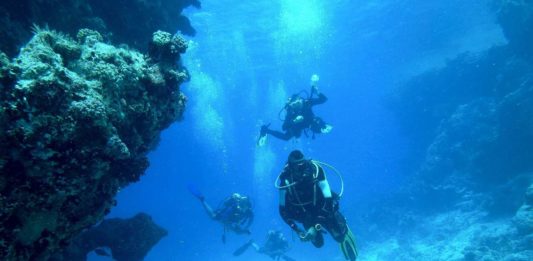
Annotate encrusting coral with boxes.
[0,0,201,57]
[0,28,188,260]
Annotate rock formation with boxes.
[50,213,168,261]
[0,0,201,57]
[0,28,188,260]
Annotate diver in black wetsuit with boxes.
[277,150,358,260]
[190,191,254,243]
[233,230,295,261]
[258,75,332,145]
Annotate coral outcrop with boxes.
[0,28,188,260]
[0,0,201,57]
[513,184,533,235]
[50,213,168,261]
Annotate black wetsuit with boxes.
[278,160,348,247]
[267,92,328,140]
[215,197,254,234]
[260,231,290,259]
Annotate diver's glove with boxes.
[311,74,320,94]
[310,74,319,87]
[257,124,270,146]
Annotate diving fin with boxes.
[187,183,204,201]
[257,124,270,146]
[282,255,296,261]
[233,240,254,256]
[339,227,358,261]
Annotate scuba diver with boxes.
[233,230,295,261]
[276,150,358,261]
[258,74,333,146]
[189,186,254,243]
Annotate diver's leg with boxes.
[311,117,332,134]
[322,212,347,242]
[266,129,293,141]
[323,212,358,260]
[312,231,324,248]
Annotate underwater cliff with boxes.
[0,28,188,260]
[358,0,533,259]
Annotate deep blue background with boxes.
[96,1,506,260]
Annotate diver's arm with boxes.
[234,214,253,234]
[244,210,254,228]
[315,164,332,199]
[279,194,303,234]
[279,177,301,233]
[279,205,301,233]
[316,164,337,214]
[318,180,332,199]
[309,93,327,106]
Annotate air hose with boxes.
[274,160,345,198]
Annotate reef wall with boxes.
[0,28,188,260]
[387,0,533,215]
[358,1,533,259]
[0,0,201,57]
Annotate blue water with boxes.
[97,1,507,260]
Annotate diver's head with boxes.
[288,96,304,110]
[287,150,306,171]
[232,193,250,211]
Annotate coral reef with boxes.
[513,184,533,235]
[386,0,533,214]
[364,208,533,261]
[0,0,201,57]
[359,1,533,260]
[50,213,168,261]
[0,28,188,260]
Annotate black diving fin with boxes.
[339,227,358,261]
[282,254,296,261]
[233,240,254,256]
